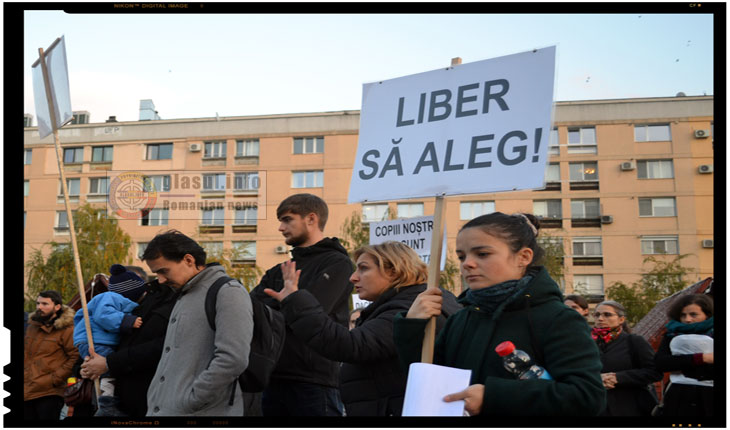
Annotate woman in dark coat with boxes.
[592,300,663,416]
[394,212,606,416]
[264,241,460,416]
[654,294,714,417]
[80,279,179,416]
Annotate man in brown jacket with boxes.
[24,290,79,419]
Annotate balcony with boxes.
[538,218,563,229]
[232,223,257,233]
[569,181,599,191]
[572,256,603,266]
[571,218,601,228]
[538,182,561,192]
[199,225,224,234]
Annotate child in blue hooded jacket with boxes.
[73,264,147,397]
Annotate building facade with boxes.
[23,95,714,300]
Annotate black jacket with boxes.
[280,283,461,416]
[597,332,663,416]
[251,237,354,388]
[105,281,180,416]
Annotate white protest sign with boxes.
[351,295,371,310]
[32,35,74,139]
[369,215,447,270]
[349,46,556,203]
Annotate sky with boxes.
[22,9,716,124]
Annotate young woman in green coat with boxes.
[393,212,606,416]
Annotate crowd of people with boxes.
[23,193,714,419]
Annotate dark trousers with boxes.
[262,381,343,416]
[24,396,64,420]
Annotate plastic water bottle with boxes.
[495,341,552,380]
[60,377,77,419]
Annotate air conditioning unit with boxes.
[694,129,710,138]
[701,239,714,248]
[620,161,635,171]
[600,215,613,224]
[189,143,202,152]
[275,245,289,254]
[698,164,713,174]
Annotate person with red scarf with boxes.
[592,300,662,416]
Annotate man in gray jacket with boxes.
[142,230,253,416]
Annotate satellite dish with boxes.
[676,92,687,97]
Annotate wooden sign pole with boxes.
[419,57,462,364]
[38,44,101,397]
[420,195,447,363]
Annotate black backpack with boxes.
[204,276,286,394]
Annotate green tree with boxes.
[25,204,133,310]
[538,231,567,288]
[202,244,264,292]
[606,254,694,326]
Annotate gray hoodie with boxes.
[147,264,253,416]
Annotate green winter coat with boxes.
[393,266,606,416]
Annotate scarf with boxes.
[462,272,534,315]
[591,326,622,344]
[665,317,714,337]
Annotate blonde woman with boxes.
[265,241,460,416]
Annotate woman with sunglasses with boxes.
[592,300,662,416]
[654,294,714,417]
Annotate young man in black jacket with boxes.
[252,194,354,416]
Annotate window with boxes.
[236,139,260,157]
[639,197,676,217]
[533,199,562,219]
[24,115,33,127]
[24,149,32,165]
[571,199,600,219]
[292,171,323,188]
[201,241,224,256]
[397,203,424,218]
[362,204,389,223]
[545,163,560,182]
[637,160,674,179]
[146,143,173,160]
[56,211,74,230]
[143,175,171,192]
[234,207,258,225]
[460,201,495,220]
[63,147,84,163]
[548,128,559,155]
[573,237,602,256]
[573,275,604,299]
[232,241,257,262]
[204,141,227,158]
[293,137,324,154]
[141,208,169,226]
[635,124,671,142]
[137,243,148,259]
[234,172,259,191]
[203,173,227,191]
[567,127,597,154]
[89,177,110,195]
[202,208,225,225]
[641,236,679,255]
[59,178,81,196]
[569,162,598,182]
[24,181,29,197]
[91,146,113,163]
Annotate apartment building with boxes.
[23,95,714,299]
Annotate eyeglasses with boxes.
[593,312,618,318]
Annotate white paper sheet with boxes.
[402,362,472,416]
